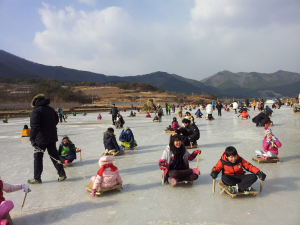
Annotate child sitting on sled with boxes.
[90,156,123,197]
[153,115,159,121]
[0,177,30,224]
[103,128,121,155]
[3,116,7,123]
[165,117,179,131]
[210,146,266,194]
[57,136,80,164]
[119,127,137,150]
[145,112,151,118]
[238,110,250,119]
[97,114,102,120]
[158,134,201,185]
[255,127,282,159]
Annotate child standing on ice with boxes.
[255,127,282,159]
[0,177,30,224]
[90,156,123,197]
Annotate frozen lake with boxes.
[1,106,300,225]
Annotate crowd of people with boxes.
[2,95,299,224]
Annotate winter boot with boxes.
[227,185,238,194]
[27,178,42,184]
[192,168,200,175]
[170,178,178,186]
[58,176,67,182]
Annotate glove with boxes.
[158,159,166,167]
[210,171,218,179]
[76,148,81,152]
[256,171,266,181]
[92,189,96,197]
[193,150,201,155]
[31,142,37,147]
[266,137,271,143]
[22,184,30,193]
[272,136,278,142]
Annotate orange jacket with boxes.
[212,152,260,176]
[238,111,250,118]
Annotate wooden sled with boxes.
[265,124,274,126]
[85,181,121,196]
[21,129,31,137]
[153,120,159,122]
[3,121,8,123]
[165,130,175,133]
[218,182,258,198]
[252,156,280,163]
[83,114,87,116]
[63,162,72,167]
[196,116,202,118]
[112,150,125,156]
[241,118,249,120]
[4,213,13,225]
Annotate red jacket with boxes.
[212,152,260,176]
[238,111,250,118]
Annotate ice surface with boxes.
[1,106,300,225]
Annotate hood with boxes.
[34,98,50,108]
[99,156,113,167]
[31,94,46,107]
[103,131,114,137]
[221,152,240,162]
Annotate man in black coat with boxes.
[176,118,200,146]
[216,101,223,116]
[28,94,66,184]
[252,112,271,127]
[110,104,119,125]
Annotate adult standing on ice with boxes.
[110,104,119,125]
[28,94,67,184]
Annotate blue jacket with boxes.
[119,130,134,147]
[265,106,273,114]
[211,102,215,106]
[195,109,203,117]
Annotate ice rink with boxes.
[1,106,300,225]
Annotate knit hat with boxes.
[264,126,272,135]
[99,156,113,167]
[31,94,46,107]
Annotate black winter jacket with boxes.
[252,113,270,124]
[30,99,59,145]
[103,131,120,151]
[185,123,200,142]
[110,107,119,116]
[216,103,223,110]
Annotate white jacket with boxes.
[206,104,213,114]
[233,102,238,109]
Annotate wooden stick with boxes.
[21,193,27,209]
[190,142,193,148]
[260,180,263,192]
[162,168,165,185]
[196,153,200,168]
[80,152,82,161]
[213,179,216,193]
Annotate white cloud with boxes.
[77,0,95,6]
[33,1,300,79]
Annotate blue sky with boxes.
[0,0,300,79]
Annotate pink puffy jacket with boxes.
[92,156,122,190]
[0,177,22,203]
[262,136,282,156]
[171,121,179,131]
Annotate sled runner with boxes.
[218,182,258,198]
[85,181,121,196]
[252,156,280,163]
[165,130,175,133]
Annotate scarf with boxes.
[97,164,118,176]
[169,146,186,170]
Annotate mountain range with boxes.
[0,50,299,98]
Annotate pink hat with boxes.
[264,126,272,135]
[98,156,113,167]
